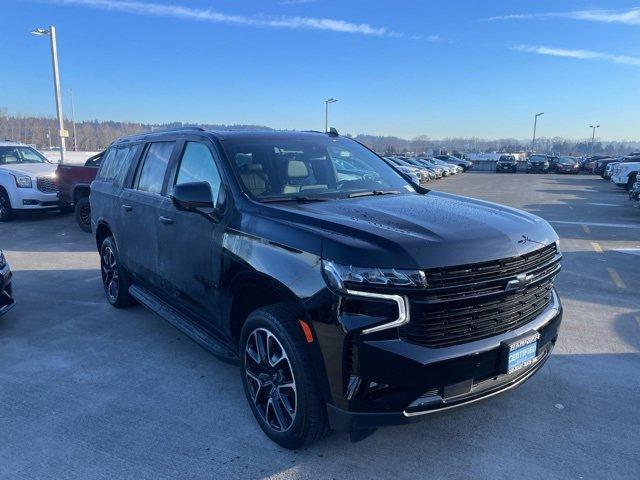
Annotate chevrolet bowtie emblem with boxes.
[505,273,534,292]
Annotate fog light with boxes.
[22,200,39,206]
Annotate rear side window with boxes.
[136,142,175,194]
[175,142,222,205]
[97,145,137,186]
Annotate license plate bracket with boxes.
[500,330,540,375]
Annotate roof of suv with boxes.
[113,128,334,145]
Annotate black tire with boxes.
[626,173,637,191]
[0,188,14,222]
[240,304,329,449]
[74,196,92,232]
[100,236,135,308]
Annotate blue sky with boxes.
[2,0,640,140]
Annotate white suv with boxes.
[611,161,640,190]
[0,141,64,221]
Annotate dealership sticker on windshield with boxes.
[501,331,540,375]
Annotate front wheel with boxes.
[0,189,14,222]
[626,173,637,191]
[240,304,329,449]
[100,236,135,308]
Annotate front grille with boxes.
[37,176,59,194]
[404,244,561,348]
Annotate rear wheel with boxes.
[0,188,14,222]
[240,304,329,449]
[100,236,135,308]
[74,196,92,232]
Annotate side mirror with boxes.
[171,182,214,211]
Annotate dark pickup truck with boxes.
[57,152,103,231]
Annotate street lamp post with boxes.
[324,98,337,133]
[531,112,544,152]
[589,124,600,156]
[31,26,66,163]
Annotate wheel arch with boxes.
[73,184,91,203]
[227,271,305,345]
[95,221,113,251]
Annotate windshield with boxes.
[0,146,49,165]
[529,155,547,162]
[221,135,415,201]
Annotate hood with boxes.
[257,192,558,270]
[0,163,57,178]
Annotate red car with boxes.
[56,151,103,231]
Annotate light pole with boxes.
[589,124,600,156]
[531,112,544,152]
[70,89,78,151]
[324,98,337,133]
[31,26,66,163]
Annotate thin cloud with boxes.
[513,45,640,67]
[488,7,640,26]
[44,0,413,38]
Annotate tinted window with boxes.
[96,148,116,180]
[175,142,222,205]
[136,142,174,194]
[97,145,137,186]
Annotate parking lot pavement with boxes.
[1,173,638,480]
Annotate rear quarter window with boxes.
[97,145,139,186]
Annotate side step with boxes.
[129,284,239,365]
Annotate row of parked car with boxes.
[495,154,582,174]
[590,153,640,208]
[381,154,473,187]
[594,154,640,192]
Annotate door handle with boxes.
[159,216,174,225]
[122,204,133,212]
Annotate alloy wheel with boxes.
[244,328,297,432]
[79,204,91,227]
[101,246,119,302]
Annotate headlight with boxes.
[0,250,6,269]
[13,175,32,188]
[544,162,549,167]
[322,260,426,292]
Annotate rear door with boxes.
[156,139,227,328]
[119,141,177,291]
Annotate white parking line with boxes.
[551,221,640,229]
[585,203,624,207]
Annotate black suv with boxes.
[91,128,563,448]
[496,155,517,173]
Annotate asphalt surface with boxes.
[1,172,638,480]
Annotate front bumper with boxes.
[0,264,15,316]
[527,165,548,172]
[325,290,562,432]
[8,187,60,210]
[496,164,516,172]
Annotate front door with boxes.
[156,140,227,328]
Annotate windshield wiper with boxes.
[260,196,328,203]
[347,190,401,198]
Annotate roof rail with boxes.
[115,126,206,142]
